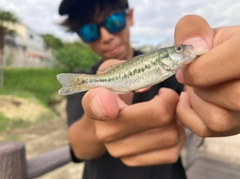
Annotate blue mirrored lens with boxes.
[77,11,126,43]
[105,12,126,33]
[78,24,99,43]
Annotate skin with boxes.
[174,15,240,137]
[88,8,134,60]
[69,12,240,166]
[68,8,185,166]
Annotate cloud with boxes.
[129,0,240,45]
[0,0,239,45]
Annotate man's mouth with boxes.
[105,46,121,56]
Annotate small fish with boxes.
[57,44,196,95]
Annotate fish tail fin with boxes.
[56,73,88,95]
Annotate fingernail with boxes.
[184,37,209,55]
[91,93,107,118]
[176,69,185,84]
[179,91,187,99]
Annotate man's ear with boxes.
[128,8,134,26]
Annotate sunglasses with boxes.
[77,9,129,43]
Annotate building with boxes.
[3,22,52,67]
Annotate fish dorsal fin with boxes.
[97,63,120,74]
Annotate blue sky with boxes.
[0,0,240,46]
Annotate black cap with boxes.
[59,0,128,16]
[59,0,76,15]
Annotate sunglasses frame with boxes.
[77,9,129,43]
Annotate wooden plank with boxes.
[0,142,26,179]
[26,145,71,178]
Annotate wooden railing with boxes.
[0,142,71,179]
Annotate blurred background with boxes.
[0,0,239,179]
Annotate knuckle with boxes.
[166,153,179,164]
[95,130,107,141]
[143,92,178,128]
[186,63,205,87]
[121,158,152,167]
[105,142,129,159]
[231,97,240,111]
[144,110,159,128]
[208,120,230,133]
[106,145,129,159]
[235,84,240,110]
[108,149,122,158]
[151,106,173,127]
[206,111,232,133]
[95,126,114,142]
[163,130,179,147]
[196,125,212,137]
[121,159,136,167]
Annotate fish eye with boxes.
[175,45,183,53]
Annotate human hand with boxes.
[81,60,186,166]
[174,15,240,137]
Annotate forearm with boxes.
[68,114,106,160]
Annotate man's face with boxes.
[86,8,134,60]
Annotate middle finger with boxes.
[105,120,179,158]
[194,79,240,111]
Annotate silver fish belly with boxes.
[57,44,196,95]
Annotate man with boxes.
[58,0,186,178]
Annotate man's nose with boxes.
[99,26,114,43]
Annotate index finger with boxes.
[94,88,179,142]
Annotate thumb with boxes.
[174,15,214,85]
[82,88,119,120]
[174,15,213,54]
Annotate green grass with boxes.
[0,113,32,132]
[0,68,62,132]
[0,68,62,105]
[0,113,10,131]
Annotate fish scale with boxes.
[57,44,196,95]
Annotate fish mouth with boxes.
[183,45,197,64]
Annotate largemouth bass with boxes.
[57,44,196,95]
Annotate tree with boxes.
[0,10,19,87]
[41,34,63,49]
[53,41,100,72]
